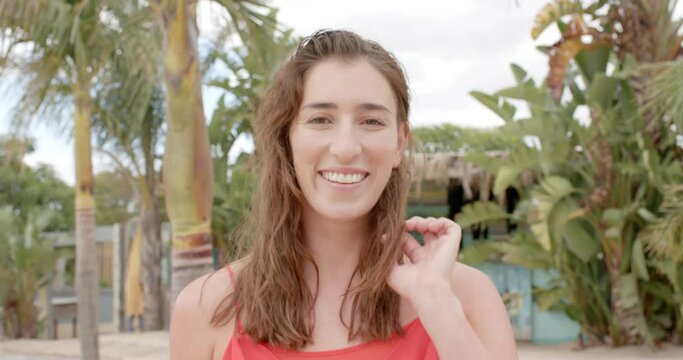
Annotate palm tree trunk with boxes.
[141,193,163,330]
[74,77,99,359]
[157,0,214,302]
[140,100,164,329]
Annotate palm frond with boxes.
[640,184,683,262]
[641,61,683,135]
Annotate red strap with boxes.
[225,264,236,286]
[225,265,244,333]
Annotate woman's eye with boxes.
[363,118,385,126]
[308,117,330,124]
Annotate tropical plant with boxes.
[0,206,56,338]
[0,137,64,338]
[0,0,159,356]
[460,0,683,347]
[204,13,297,261]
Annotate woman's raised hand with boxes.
[386,216,462,306]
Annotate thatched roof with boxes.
[409,151,535,202]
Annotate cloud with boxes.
[273,0,552,126]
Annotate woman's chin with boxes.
[314,205,372,224]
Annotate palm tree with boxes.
[0,0,158,356]
[95,86,167,330]
[148,0,277,300]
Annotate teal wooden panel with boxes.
[476,262,533,341]
[531,269,581,344]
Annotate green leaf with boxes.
[651,261,683,318]
[511,64,527,84]
[501,101,517,120]
[496,80,543,104]
[562,218,599,262]
[534,286,567,311]
[631,239,650,281]
[470,91,515,122]
[614,273,656,346]
[586,73,617,111]
[455,201,509,228]
[493,165,522,196]
[567,78,586,104]
[603,208,625,225]
[637,208,659,222]
[575,46,610,84]
[640,280,674,304]
[531,222,552,252]
[498,231,553,269]
[538,176,576,202]
[459,241,501,265]
[605,227,621,238]
[618,79,640,124]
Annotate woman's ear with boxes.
[393,122,408,168]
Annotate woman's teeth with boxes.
[321,172,366,184]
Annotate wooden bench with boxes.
[47,256,78,339]
[51,296,77,339]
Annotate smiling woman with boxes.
[169,29,517,360]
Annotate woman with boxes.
[170,29,517,359]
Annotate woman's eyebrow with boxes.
[357,103,391,113]
[302,102,336,110]
[301,102,391,113]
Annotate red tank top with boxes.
[222,265,439,359]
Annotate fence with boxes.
[42,220,173,335]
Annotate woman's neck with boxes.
[301,205,369,292]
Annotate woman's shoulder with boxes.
[174,258,247,313]
[169,258,248,359]
[449,262,517,357]
[449,262,502,314]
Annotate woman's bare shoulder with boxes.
[450,262,501,313]
[169,259,248,360]
[174,258,248,311]
[449,262,517,357]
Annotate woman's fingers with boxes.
[400,232,423,264]
[405,217,459,241]
[405,216,431,235]
[410,216,436,234]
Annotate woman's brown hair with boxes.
[210,29,412,350]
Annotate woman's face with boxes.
[289,57,406,223]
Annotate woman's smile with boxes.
[319,169,370,186]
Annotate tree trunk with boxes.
[141,198,163,330]
[157,0,214,302]
[140,90,164,330]
[74,77,99,360]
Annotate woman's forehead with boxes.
[300,58,397,113]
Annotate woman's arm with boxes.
[387,217,517,360]
[414,264,517,360]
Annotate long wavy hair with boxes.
[210,29,413,350]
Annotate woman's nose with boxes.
[329,122,361,162]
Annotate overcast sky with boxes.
[2,0,679,185]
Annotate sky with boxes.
[2,0,679,185]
